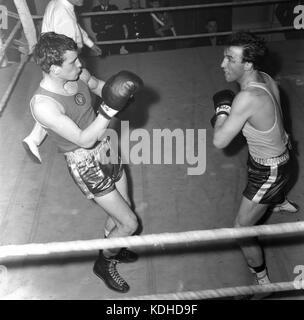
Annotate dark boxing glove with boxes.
[210,89,235,127]
[99,70,143,119]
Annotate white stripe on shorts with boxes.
[252,164,278,203]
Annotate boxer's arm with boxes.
[213,91,253,149]
[32,96,110,148]
[80,68,105,97]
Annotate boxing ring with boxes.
[0,0,304,300]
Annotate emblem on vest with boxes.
[74,93,86,106]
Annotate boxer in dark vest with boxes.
[30,32,143,293]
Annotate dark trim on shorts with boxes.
[243,152,290,205]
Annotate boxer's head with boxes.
[221,32,268,82]
[34,32,81,80]
[226,32,268,70]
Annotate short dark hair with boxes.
[227,31,268,70]
[33,32,78,73]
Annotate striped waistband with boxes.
[251,150,289,166]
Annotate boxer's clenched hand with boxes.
[98,70,143,120]
[210,89,235,127]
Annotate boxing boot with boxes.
[93,252,129,293]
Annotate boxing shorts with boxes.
[65,137,123,199]
[243,150,290,204]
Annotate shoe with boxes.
[255,273,271,285]
[22,136,42,164]
[235,270,272,300]
[250,273,272,300]
[114,248,138,263]
[272,200,299,214]
[93,254,129,293]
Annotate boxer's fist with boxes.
[213,89,235,117]
[211,89,235,127]
[101,70,143,114]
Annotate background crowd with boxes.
[1,0,303,63]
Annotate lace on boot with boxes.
[93,255,130,293]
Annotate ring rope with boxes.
[123,281,300,300]
[31,0,291,19]
[0,221,303,260]
[95,26,294,46]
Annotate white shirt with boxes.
[42,0,94,49]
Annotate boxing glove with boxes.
[211,89,235,127]
[99,71,143,119]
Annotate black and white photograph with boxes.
[0,0,304,304]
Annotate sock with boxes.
[248,261,267,277]
[104,250,120,260]
[101,238,119,259]
[100,233,112,257]
[255,269,268,279]
[104,229,110,238]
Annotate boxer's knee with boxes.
[234,218,242,228]
[121,215,138,236]
[234,215,249,228]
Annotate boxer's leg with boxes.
[66,147,138,292]
[234,196,269,270]
[102,169,138,264]
[112,169,138,262]
[104,170,131,236]
[22,122,47,163]
[95,189,138,256]
[115,170,132,207]
[234,197,272,299]
[93,189,138,293]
